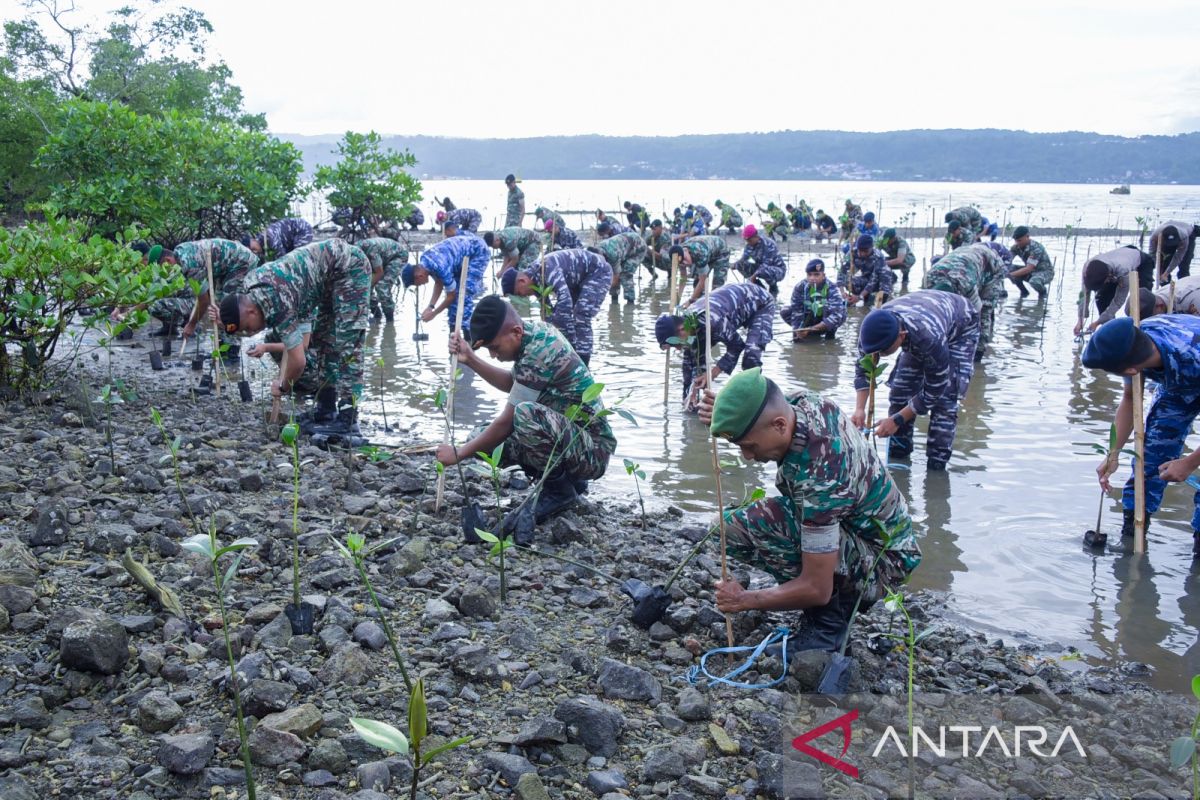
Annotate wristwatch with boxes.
[891,412,906,427]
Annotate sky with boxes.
[4,0,1199,139]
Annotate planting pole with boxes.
[703,275,735,648]
[1130,269,1147,553]
[270,349,287,424]
[434,255,472,513]
[1155,237,1164,289]
[866,353,878,430]
[663,253,680,405]
[1169,279,1177,314]
[204,248,222,396]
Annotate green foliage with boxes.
[311,131,422,240]
[623,458,648,530]
[1169,674,1200,800]
[0,217,182,392]
[475,528,514,602]
[357,445,393,463]
[332,531,412,692]
[0,67,58,217]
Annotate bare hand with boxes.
[1088,320,1101,333]
[435,443,459,466]
[1097,455,1118,491]
[420,308,436,323]
[447,331,472,361]
[793,328,809,342]
[715,577,751,613]
[207,305,220,325]
[698,388,717,425]
[246,343,266,358]
[873,416,899,438]
[270,380,283,399]
[1158,458,1193,483]
[181,320,196,339]
[1073,320,1084,337]
[851,409,866,429]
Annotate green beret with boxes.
[147,244,163,264]
[710,367,769,442]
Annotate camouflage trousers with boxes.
[1122,391,1200,531]
[693,256,731,288]
[450,268,488,333]
[266,331,322,397]
[722,495,911,607]
[740,261,783,288]
[558,269,611,358]
[764,219,790,239]
[371,262,405,316]
[1009,271,1052,297]
[885,335,977,466]
[151,279,242,347]
[505,211,523,228]
[845,275,890,304]
[311,262,370,405]
[502,402,612,481]
[613,239,649,302]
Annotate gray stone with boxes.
[423,597,458,624]
[432,621,469,641]
[259,703,323,738]
[0,584,36,615]
[554,696,626,757]
[790,649,831,689]
[243,678,295,717]
[158,733,215,775]
[303,769,338,787]
[675,687,711,721]
[0,604,8,632]
[458,583,498,619]
[681,774,726,796]
[252,612,293,650]
[587,768,628,795]
[756,751,824,799]
[386,538,428,576]
[60,613,130,675]
[352,620,388,651]
[357,760,391,792]
[483,751,537,784]
[308,738,349,774]
[0,774,36,800]
[514,717,568,746]
[515,771,552,800]
[352,791,391,800]
[596,658,662,704]
[118,614,156,634]
[137,691,183,733]
[239,472,264,492]
[11,696,49,729]
[319,642,373,685]
[249,724,306,766]
[32,503,69,546]
[451,644,506,684]
[642,745,686,781]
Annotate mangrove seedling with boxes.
[1084,422,1138,549]
[475,528,514,603]
[474,443,505,518]
[357,444,393,464]
[1169,674,1200,800]
[281,420,314,633]
[350,678,472,800]
[150,407,203,535]
[332,531,412,692]
[623,457,648,529]
[181,525,258,800]
[882,586,934,800]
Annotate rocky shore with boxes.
[0,348,1194,800]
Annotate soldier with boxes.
[758,201,790,241]
[623,201,649,233]
[785,201,813,236]
[446,207,483,233]
[680,208,705,239]
[655,282,776,410]
[1008,226,1054,298]
[814,209,838,241]
[733,224,787,295]
[217,239,370,440]
[1150,220,1200,282]
[853,291,979,470]
[781,258,847,341]
[435,197,456,212]
[1134,275,1200,319]
[148,240,258,348]
[839,234,896,306]
[534,207,568,233]
[669,207,685,236]
[484,227,542,273]
[698,367,920,653]
[1086,315,1200,554]
[691,204,714,231]
[923,244,1006,361]
[856,211,882,240]
[1075,245,1155,336]
[404,206,424,231]
[594,231,649,304]
[643,219,672,279]
[946,220,976,250]
[877,228,916,285]
[713,200,744,234]
[844,199,864,226]
[504,174,525,228]
[402,234,491,332]
[243,217,314,261]
[499,248,612,365]
[438,296,617,540]
[358,237,410,323]
[596,218,629,237]
[671,235,732,306]
[945,206,983,235]
[544,219,582,252]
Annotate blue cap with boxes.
[856,234,874,251]
[500,268,517,295]
[860,309,900,353]
[805,258,825,273]
[864,211,875,222]
[597,221,612,234]
[655,314,682,347]
[401,263,416,288]
[1082,317,1154,372]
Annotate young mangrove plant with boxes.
[1083,422,1138,548]
[1169,674,1200,800]
[474,528,514,603]
[150,407,203,535]
[181,525,259,800]
[473,443,505,519]
[281,419,314,633]
[882,585,936,798]
[623,457,648,529]
[331,531,412,692]
[357,444,394,464]
[351,678,472,800]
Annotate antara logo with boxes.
[791,710,859,778]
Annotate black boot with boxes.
[769,587,859,658]
[1016,281,1031,298]
[313,405,366,446]
[573,479,589,496]
[300,387,339,434]
[534,474,578,523]
[370,305,382,321]
[1193,530,1200,558]
[383,308,394,323]
[1120,508,1152,539]
[580,353,591,367]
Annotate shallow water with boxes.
[346,181,1200,692]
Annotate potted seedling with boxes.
[331,532,412,692]
[474,527,514,602]
[858,354,888,450]
[1084,422,1137,549]
[350,678,472,800]
[623,458,648,529]
[281,420,316,634]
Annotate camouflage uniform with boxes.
[1008,238,1054,296]
[494,227,543,271]
[789,201,813,232]
[1120,316,1200,530]
[680,235,732,289]
[693,205,713,228]
[359,237,410,318]
[880,234,917,281]
[781,278,848,335]
[505,185,525,228]
[264,329,322,397]
[716,203,744,233]
[1150,221,1199,280]
[947,226,977,250]
[535,207,568,232]
[1079,245,1154,326]
[405,207,425,230]
[946,206,983,234]
[547,225,582,253]
[838,247,896,302]
[150,239,258,343]
[844,203,864,225]
[596,231,649,302]
[644,228,673,274]
[419,234,491,331]
[243,239,370,405]
[598,215,630,234]
[680,283,776,400]
[447,208,483,233]
[923,245,1005,354]
[723,389,920,611]
[669,210,685,235]
[263,218,314,259]
[625,203,649,232]
[520,249,612,360]
[734,235,787,290]
[763,206,790,240]
[500,320,617,482]
[855,291,979,467]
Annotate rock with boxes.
[708,722,740,756]
[587,768,628,795]
[239,472,264,492]
[11,696,49,729]
[319,642,373,685]
[675,687,710,721]
[243,678,296,717]
[118,614,156,634]
[125,465,162,493]
[308,739,350,774]
[554,697,626,757]
[352,621,388,651]
[451,644,506,684]
[252,611,293,650]
[387,539,428,576]
[513,717,568,746]
[357,760,391,792]
[0,584,36,615]
[680,774,725,797]
[596,658,661,704]
[423,597,458,624]
[515,772,552,800]
[303,769,338,788]
[259,703,323,738]
[458,584,497,619]
[0,604,8,632]
[432,621,469,641]
[137,691,183,733]
[158,733,215,775]
[60,612,130,675]
[249,724,306,766]
[755,751,824,799]
[483,752,537,784]
[32,503,69,546]
[0,775,36,800]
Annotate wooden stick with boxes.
[270,348,287,424]
[664,253,680,405]
[866,353,878,430]
[1155,237,1163,289]
[1169,279,1176,314]
[204,247,222,396]
[1130,269,1147,554]
[703,275,735,649]
[434,255,472,513]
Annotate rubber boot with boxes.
[768,587,859,658]
[534,473,578,523]
[927,459,947,471]
[383,308,394,323]
[573,479,589,496]
[314,405,366,445]
[580,353,591,367]
[1016,280,1031,298]
[301,387,338,434]
[1120,508,1152,539]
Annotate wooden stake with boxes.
[866,353,878,430]
[434,255,472,513]
[703,274,735,649]
[664,253,680,405]
[204,247,222,396]
[270,348,287,424]
[1130,269,1147,553]
[1155,237,1164,289]
[1169,279,1176,314]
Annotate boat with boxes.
[1110,184,1131,195]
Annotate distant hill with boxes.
[277,129,1200,184]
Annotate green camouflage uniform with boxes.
[764,205,790,239]
[923,245,1005,352]
[242,239,369,406]
[596,231,649,302]
[150,238,258,344]
[681,235,731,287]
[1009,239,1054,295]
[717,204,744,233]
[500,320,617,481]
[506,185,525,228]
[264,329,321,397]
[880,235,917,280]
[494,227,543,271]
[644,228,673,274]
[358,237,410,317]
[947,227,977,250]
[535,207,568,232]
[723,389,920,603]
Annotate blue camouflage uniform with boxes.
[734,235,787,291]
[596,231,649,302]
[781,278,848,336]
[548,225,582,253]
[519,249,612,360]
[263,218,314,258]
[693,205,714,228]
[447,208,483,233]
[1121,315,1200,530]
[839,247,896,303]
[419,234,490,331]
[358,237,410,318]
[598,215,630,235]
[856,220,882,240]
[680,283,776,401]
[405,207,425,229]
[856,290,979,467]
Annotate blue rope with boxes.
[683,626,791,690]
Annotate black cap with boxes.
[1013,225,1030,240]
[1083,260,1111,291]
[505,174,516,183]
[651,219,663,228]
[469,295,511,349]
[482,231,495,247]
[668,244,684,259]
[499,268,517,295]
[219,294,243,334]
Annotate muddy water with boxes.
[355,212,1200,691]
